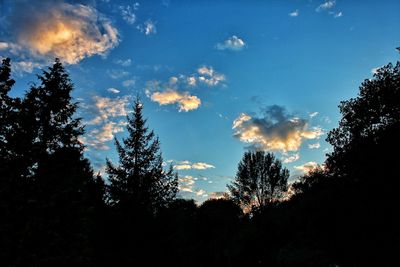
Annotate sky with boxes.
[1,0,399,201]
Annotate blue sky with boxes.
[1,0,399,201]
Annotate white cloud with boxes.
[115,58,132,67]
[282,153,300,163]
[107,88,120,94]
[178,175,196,192]
[87,95,130,125]
[149,89,201,112]
[309,112,319,118]
[197,66,226,86]
[316,1,336,12]
[216,35,246,51]
[187,76,197,86]
[289,10,299,17]
[173,160,215,170]
[12,60,43,74]
[334,11,343,18]
[119,5,137,25]
[294,162,319,174]
[195,189,207,197]
[232,105,324,152]
[138,19,157,35]
[0,42,9,50]
[107,69,130,79]
[308,142,321,149]
[122,78,136,87]
[4,2,119,64]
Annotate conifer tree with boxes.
[107,97,178,215]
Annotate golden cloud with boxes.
[150,89,201,112]
[9,2,119,64]
[233,105,324,152]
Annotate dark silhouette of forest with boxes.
[0,54,399,266]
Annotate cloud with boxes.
[294,162,319,174]
[12,60,44,74]
[208,192,228,200]
[282,153,300,163]
[289,10,299,17]
[87,95,130,125]
[137,19,156,35]
[187,76,197,86]
[216,35,246,51]
[309,112,319,118]
[115,58,132,67]
[107,88,120,94]
[122,78,136,87]
[149,89,201,112]
[83,120,127,150]
[178,175,196,192]
[333,11,343,18]
[3,1,119,64]
[197,66,226,86]
[316,1,336,12]
[119,4,139,25]
[195,189,207,197]
[107,69,130,79]
[173,160,215,170]
[308,142,321,149]
[232,105,324,152]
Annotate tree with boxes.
[326,60,400,178]
[107,97,178,215]
[228,151,289,211]
[10,59,105,266]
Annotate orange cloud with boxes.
[150,89,201,112]
[7,2,119,64]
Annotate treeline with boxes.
[0,57,399,266]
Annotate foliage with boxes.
[107,97,178,215]
[228,151,289,211]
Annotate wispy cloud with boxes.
[119,4,139,25]
[115,58,132,67]
[87,95,130,125]
[173,160,215,170]
[308,142,321,149]
[197,66,226,86]
[216,35,246,51]
[137,19,157,35]
[107,88,120,94]
[282,153,300,163]
[149,89,201,112]
[2,1,119,64]
[316,0,336,12]
[178,175,196,192]
[289,10,299,17]
[122,79,136,88]
[294,162,319,174]
[333,11,343,18]
[309,112,319,118]
[232,105,324,152]
[107,69,130,79]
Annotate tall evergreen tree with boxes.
[12,59,105,266]
[228,151,289,211]
[107,97,178,215]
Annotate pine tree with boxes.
[14,59,105,265]
[107,97,178,215]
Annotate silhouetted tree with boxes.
[107,97,178,215]
[326,61,400,178]
[10,59,105,266]
[228,151,289,211]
